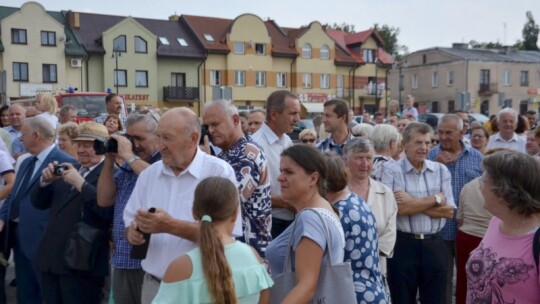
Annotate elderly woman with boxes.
[352,123,374,138]
[369,124,399,181]
[466,150,540,303]
[470,125,489,154]
[298,129,317,148]
[57,122,79,159]
[266,145,345,303]
[104,114,123,135]
[324,152,389,303]
[343,138,397,292]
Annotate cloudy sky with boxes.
[4,0,538,52]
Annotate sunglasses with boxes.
[302,138,316,143]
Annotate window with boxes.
[480,69,490,84]
[171,73,186,87]
[256,71,266,87]
[520,71,529,86]
[11,29,27,44]
[276,72,287,88]
[113,35,126,52]
[447,71,454,86]
[134,36,147,53]
[135,71,148,87]
[42,64,57,83]
[13,62,28,81]
[320,44,330,60]
[255,43,265,55]
[234,71,245,86]
[503,70,511,86]
[203,34,214,42]
[234,42,244,54]
[422,54,427,64]
[412,74,418,89]
[337,74,344,97]
[177,38,188,46]
[302,43,312,58]
[210,70,221,86]
[41,31,56,46]
[303,73,312,88]
[432,71,438,87]
[114,69,127,87]
[320,74,330,89]
[159,37,170,45]
[362,49,375,63]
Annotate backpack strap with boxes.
[533,227,540,270]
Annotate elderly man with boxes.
[428,114,483,304]
[486,108,525,153]
[247,109,265,134]
[123,108,240,304]
[32,122,113,304]
[59,105,78,124]
[203,100,272,257]
[252,90,300,238]
[94,93,125,125]
[318,99,354,155]
[0,117,75,304]
[4,104,26,157]
[97,113,160,304]
[381,122,455,304]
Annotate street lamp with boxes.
[112,49,121,94]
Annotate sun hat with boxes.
[74,122,109,141]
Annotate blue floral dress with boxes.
[335,192,389,303]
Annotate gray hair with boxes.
[125,112,158,134]
[203,99,238,116]
[352,123,374,137]
[497,107,518,122]
[25,116,55,140]
[343,137,375,157]
[402,122,433,143]
[370,124,399,152]
[438,114,463,131]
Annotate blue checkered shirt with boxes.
[317,132,355,156]
[111,152,161,269]
[428,142,483,241]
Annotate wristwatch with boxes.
[127,155,140,166]
[434,194,442,205]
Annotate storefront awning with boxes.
[301,102,324,113]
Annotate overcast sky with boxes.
[4,0,539,53]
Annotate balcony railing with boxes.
[478,82,498,96]
[163,86,199,101]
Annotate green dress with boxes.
[152,241,273,304]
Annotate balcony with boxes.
[163,86,199,101]
[478,82,498,96]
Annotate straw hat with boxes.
[74,122,109,141]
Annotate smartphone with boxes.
[130,207,156,259]
[199,124,211,145]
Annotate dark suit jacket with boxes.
[0,146,76,259]
[31,162,113,277]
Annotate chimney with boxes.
[452,43,468,49]
[499,46,517,55]
[67,11,80,29]
[169,14,179,21]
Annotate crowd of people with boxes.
[0,90,538,304]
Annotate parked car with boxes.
[418,113,444,131]
[288,119,315,141]
[468,113,489,124]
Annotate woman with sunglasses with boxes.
[298,129,317,148]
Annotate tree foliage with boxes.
[469,40,505,49]
[521,11,539,50]
[373,23,408,60]
[324,22,356,33]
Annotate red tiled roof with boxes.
[344,28,384,46]
[326,30,363,64]
[180,15,232,54]
[264,20,297,57]
[377,47,395,65]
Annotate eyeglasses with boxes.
[302,138,316,143]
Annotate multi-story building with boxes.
[1,1,394,116]
[388,43,540,115]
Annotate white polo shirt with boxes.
[123,148,240,279]
[485,132,526,153]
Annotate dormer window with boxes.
[159,37,170,45]
[177,38,188,46]
[204,34,214,42]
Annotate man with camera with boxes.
[97,112,160,304]
[0,117,75,304]
[31,122,113,304]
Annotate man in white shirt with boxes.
[251,90,300,238]
[124,108,240,304]
[485,108,526,153]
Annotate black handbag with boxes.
[64,202,104,271]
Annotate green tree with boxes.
[373,23,408,60]
[521,11,539,50]
[469,40,504,49]
[324,22,355,33]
